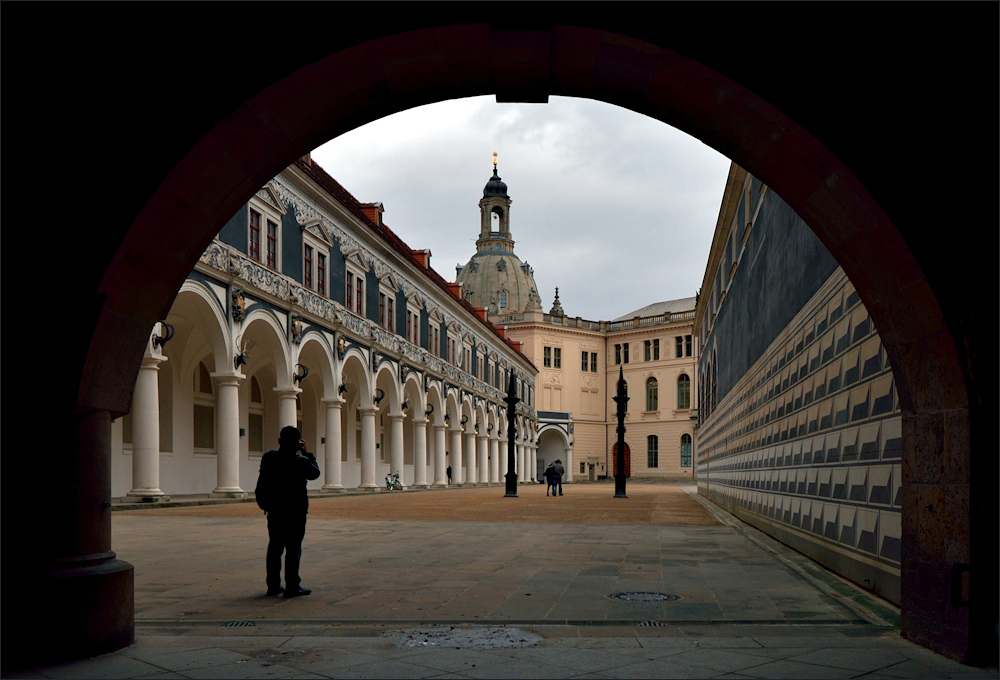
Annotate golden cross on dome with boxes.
[493,152,498,168]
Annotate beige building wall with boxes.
[503,306,697,481]
[606,319,698,480]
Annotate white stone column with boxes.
[412,417,429,488]
[389,414,405,487]
[433,425,448,487]
[465,430,477,485]
[359,406,378,491]
[517,443,525,484]
[531,443,538,482]
[564,444,573,483]
[450,427,464,485]
[478,434,489,486]
[489,434,500,484]
[128,356,168,500]
[274,387,300,430]
[322,398,344,491]
[212,373,245,497]
[499,433,509,479]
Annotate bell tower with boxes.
[478,152,514,253]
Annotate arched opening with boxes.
[9,11,993,668]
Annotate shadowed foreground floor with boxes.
[7,485,992,678]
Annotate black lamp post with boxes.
[613,365,629,499]
[504,373,520,497]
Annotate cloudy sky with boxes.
[311,95,731,321]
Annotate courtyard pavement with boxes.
[5,483,995,678]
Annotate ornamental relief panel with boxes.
[543,372,561,385]
[583,375,598,388]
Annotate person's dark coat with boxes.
[543,466,555,483]
[552,462,565,479]
[256,448,321,516]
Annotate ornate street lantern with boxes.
[503,372,520,497]
[613,366,629,499]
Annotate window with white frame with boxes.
[681,434,692,467]
[247,196,283,271]
[345,256,366,317]
[378,276,397,333]
[301,228,329,296]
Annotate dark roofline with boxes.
[292,158,536,371]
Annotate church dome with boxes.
[483,167,508,198]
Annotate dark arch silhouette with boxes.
[4,4,995,669]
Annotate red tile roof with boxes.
[293,158,535,369]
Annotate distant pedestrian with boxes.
[552,459,565,496]
[255,426,321,598]
[544,462,556,496]
[446,465,452,485]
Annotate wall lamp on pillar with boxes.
[152,321,174,349]
[373,388,386,405]
[460,414,469,426]
[293,363,309,384]
[487,423,494,434]
[401,400,409,413]
[444,412,450,423]
[425,403,434,417]
[338,382,348,395]
[475,420,480,433]
[234,336,250,370]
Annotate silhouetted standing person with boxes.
[255,426,320,597]
[544,462,555,496]
[552,459,565,496]
[447,465,452,485]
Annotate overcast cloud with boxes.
[311,95,731,321]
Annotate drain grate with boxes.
[637,620,667,627]
[607,592,681,604]
[223,620,256,628]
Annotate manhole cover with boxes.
[637,620,667,627]
[223,620,256,628]
[607,592,681,604]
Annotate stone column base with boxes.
[212,490,247,498]
[357,485,379,492]
[321,485,346,493]
[411,483,430,489]
[6,553,134,670]
[431,483,448,489]
[126,493,171,503]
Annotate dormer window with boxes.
[304,245,313,289]
[499,291,508,309]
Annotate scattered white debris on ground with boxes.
[384,624,543,649]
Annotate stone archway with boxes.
[7,8,994,668]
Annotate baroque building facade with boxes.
[694,163,903,604]
[111,156,540,500]
[455,163,699,482]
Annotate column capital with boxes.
[411,417,428,425]
[434,424,449,433]
[477,432,489,441]
[388,413,405,422]
[359,406,379,416]
[321,397,345,407]
[210,372,245,386]
[273,386,302,397]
